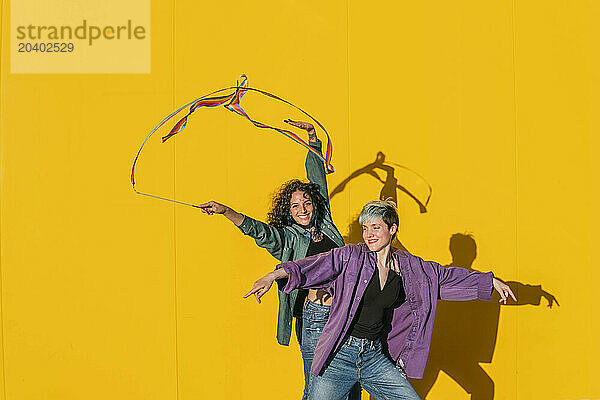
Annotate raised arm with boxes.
[244,246,349,303]
[284,120,330,207]
[198,200,286,260]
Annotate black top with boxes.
[306,234,338,257]
[293,233,339,318]
[349,268,406,340]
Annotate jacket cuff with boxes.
[276,262,300,293]
[237,215,252,235]
[478,271,494,300]
[309,138,322,152]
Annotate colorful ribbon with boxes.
[131,75,334,208]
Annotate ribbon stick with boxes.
[131,75,335,208]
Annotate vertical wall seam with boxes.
[172,1,180,399]
[346,0,351,221]
[0,0,8,397]
[510,0,519,398]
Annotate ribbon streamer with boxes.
[131,75,334,208]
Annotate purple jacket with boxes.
[277,243,494,379]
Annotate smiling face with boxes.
[289,190,314,227]
[362,217,397,252]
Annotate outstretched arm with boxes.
[198,200,286,260]
[432,262,495,301]
[198,201,244,226]
[243,268,288,304]
[431,261,517,304]
[498,282,559,307]
[492,278,517,304]
[243,246,349,303]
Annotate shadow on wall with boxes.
[331,151,429,251]
[331,156,559,399]
[329,151,432,215]
[409,233,559,400]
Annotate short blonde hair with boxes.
[359,199,399,234]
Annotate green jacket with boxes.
[237,140,345,346]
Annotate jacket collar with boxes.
[356,242,408,258]
[286,223,311,237]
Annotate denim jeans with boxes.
[308,335,421,400]
[301,301,362,400]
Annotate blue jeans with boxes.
[301,301,361,400]
[308,336,421,400]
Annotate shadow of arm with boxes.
[499,281,560,307]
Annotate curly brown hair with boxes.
[266,179,327,228]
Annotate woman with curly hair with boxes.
[199,120,360,400]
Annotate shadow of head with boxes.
[343,215,363,245]
[449,233,477,269]
[329,151,431,214]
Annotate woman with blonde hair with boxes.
[246,199,516,400]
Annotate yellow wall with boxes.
[1,0,598,399]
